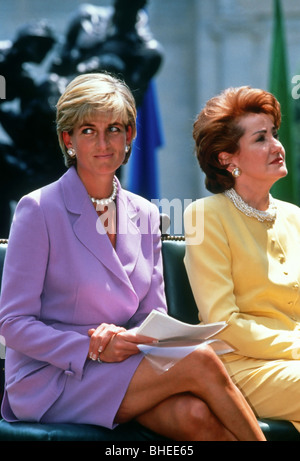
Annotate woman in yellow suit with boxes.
[184,86,300,431]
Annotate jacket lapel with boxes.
[116,185,141,277]
[61,168,140,288]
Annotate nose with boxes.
[96,132,109,149]
[272,136,284,154]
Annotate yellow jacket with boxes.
[184,193,300,362]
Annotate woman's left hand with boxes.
[88,323,126,361]
[88,324,156,363]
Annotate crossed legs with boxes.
[115,346,265,441]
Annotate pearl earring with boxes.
[232,167,241,178]
[125,145,130,153]
[67,148,76,158]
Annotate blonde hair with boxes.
[56,72,137,167]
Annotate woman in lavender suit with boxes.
[0,73,264,441]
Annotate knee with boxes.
[174,395,232,441]
[177,397,210,438]
[188,345,232,388]
[193,344,223,368]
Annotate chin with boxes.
[275,164,288,178]
[281,166,288,177]
[272,169,288,185]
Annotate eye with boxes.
[109,125,121,133]
[256,134,265,142]
[82,127,94,135]
[273,130,279,140]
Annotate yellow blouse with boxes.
[184,193,300,362]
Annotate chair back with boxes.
[161,237,199,324]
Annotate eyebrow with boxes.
[251,129,267,136]
[79,121,123,128]
[251,126,277,137]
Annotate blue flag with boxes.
[127,80,163,200]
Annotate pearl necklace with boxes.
[224,188,277,222]
[90,177,118,206]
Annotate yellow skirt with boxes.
[224,357,300,432]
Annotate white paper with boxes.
[136,310,227,341]
[138,339,233,358]
[138,339,234,373]
[136,311,233,373]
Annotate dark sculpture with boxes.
[0,0,163,237]
[50,1,163,106]
[0,20,61,237]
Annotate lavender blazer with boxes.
[0,167,167,426]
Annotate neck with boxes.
[77,169,115,199]
[90,179,115,200]
[234,184,270,211]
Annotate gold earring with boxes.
[232,167,241,178]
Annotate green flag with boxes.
[269,0,298,204]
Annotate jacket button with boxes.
[64,369,75,376]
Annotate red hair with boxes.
[193,86,281,193]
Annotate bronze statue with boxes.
[0,1,163,237]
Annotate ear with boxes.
[218,152,232,167]
[62,131,72,149]
[126,125,133,145]
[218,152,240,176]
